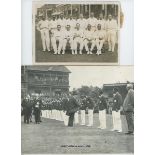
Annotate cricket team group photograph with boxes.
[21,1,134,155]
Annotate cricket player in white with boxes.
[37,16,50,52]
[97,13,106,30]
[77,14,87,30]
[97,13,107,39]
[49,16,57,50]
[83,24,96,54]
[73,23,84,54]
[62,25,74,54]
[51,25,63,54]
[56,14,66,31]
[106,14,118,52]
[65,15,76,30]
[87,12,97,31]
[94,24,106,55]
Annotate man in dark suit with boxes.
[123,84,134,134]
[111,87,123,133]
[21,96,32,124]
[33,96,42,124]
[67,92,79,127]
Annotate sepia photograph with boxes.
[33,2,120,64]
[21,65,134,154]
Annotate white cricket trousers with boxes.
[73,38,84,52]
[49,110,52,119]
[63,111,69,126]
[62,39,74,51]
[107,30,116,52]
[74,112,79,124]
[95,39,105,52]
[40,29,50,51]
[45,110,48,118]
[99,110,106,129]
[88,109,93,126]
[51,110,54,119]
[84,40,95,52]
[80,110,86,125]
[112,110,122,131]
[60,110,64,121]
[51,37,63,54]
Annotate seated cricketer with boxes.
[94,24,106,55]
[83,24,96,54]
[62,25,74,54]
[51,25,63,54]
[73,23,84,55]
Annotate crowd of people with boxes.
[36,13,118,55]
[21,84,134,135]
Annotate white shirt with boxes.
[65,19,75,29]
[37,20,49,30]
[77,19,87,30]
[56,18,66,30]
[94,30,106,40]
[73,29,84,39]
[63,30,73,40]
[84,30,95,40]
[87,17,97,27]
[97,19,106,30]
[53,30,63,39]
[49,20,57,30]
[106,19,118,30]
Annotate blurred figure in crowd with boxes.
[123,84,134,135]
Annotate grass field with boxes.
[21,114,134,154]
[35,30,118,63]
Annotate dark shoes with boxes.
[125,131,134,135]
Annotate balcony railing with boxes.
[28,79,69,86]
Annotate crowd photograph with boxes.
[21,65,134,154]
[33,3,120,63]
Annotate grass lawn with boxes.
[21,113,134,154]
[35,30,118,63]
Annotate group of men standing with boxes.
[37,13,118,55]
[21,95,42,124]
[21,83,134,135]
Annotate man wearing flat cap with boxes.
[123,84,134,134]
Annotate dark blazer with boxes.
[98,96,107,110]
[123,89,134,112]
[80,98,87,110]
[67,96,79,114]
[112,92,123,111]
[62,98,69,111]
[86,97,94,109]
